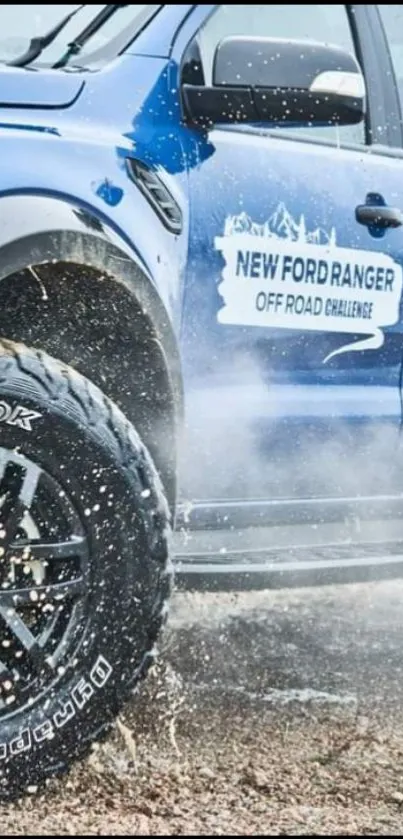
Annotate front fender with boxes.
[0,192,183,414]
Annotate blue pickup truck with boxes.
[0,2,401,796]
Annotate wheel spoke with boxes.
[18,462,41,509]
[0,577,84,608]
[8,535,88,563]
[0,454,41,544]
[0,605,48,670]
[0,498,26,544]
[0,454,41,509]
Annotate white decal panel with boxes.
[215,204,403,363]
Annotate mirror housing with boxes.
[182,36,366,129]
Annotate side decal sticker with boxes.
[215,204,403,363]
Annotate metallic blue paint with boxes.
[0,67,85,108]
[0,4,402,584]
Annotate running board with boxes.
[176,494,403,530]
[173,521,403,591]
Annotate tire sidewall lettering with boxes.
[0,655,112,761]
[0,400,41,431]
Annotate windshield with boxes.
[0,4,155,67]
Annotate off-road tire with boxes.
[0,339,172,798]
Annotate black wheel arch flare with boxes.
[0,193,184,509]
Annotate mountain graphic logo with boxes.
[224,203,337,247]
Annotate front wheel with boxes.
[0,339,172,798]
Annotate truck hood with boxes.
[0,65,85,109]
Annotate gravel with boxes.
[3,580,403,835]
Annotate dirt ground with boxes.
[3,580,403,835]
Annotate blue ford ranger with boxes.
[0,2,401,796]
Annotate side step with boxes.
[173,517,403,591]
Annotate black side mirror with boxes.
[182,36,366,129]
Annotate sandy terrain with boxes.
[3,580,403,834]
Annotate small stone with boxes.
[199,766,216,780]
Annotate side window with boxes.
[197,4,365,146]
[378,5,403,118]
